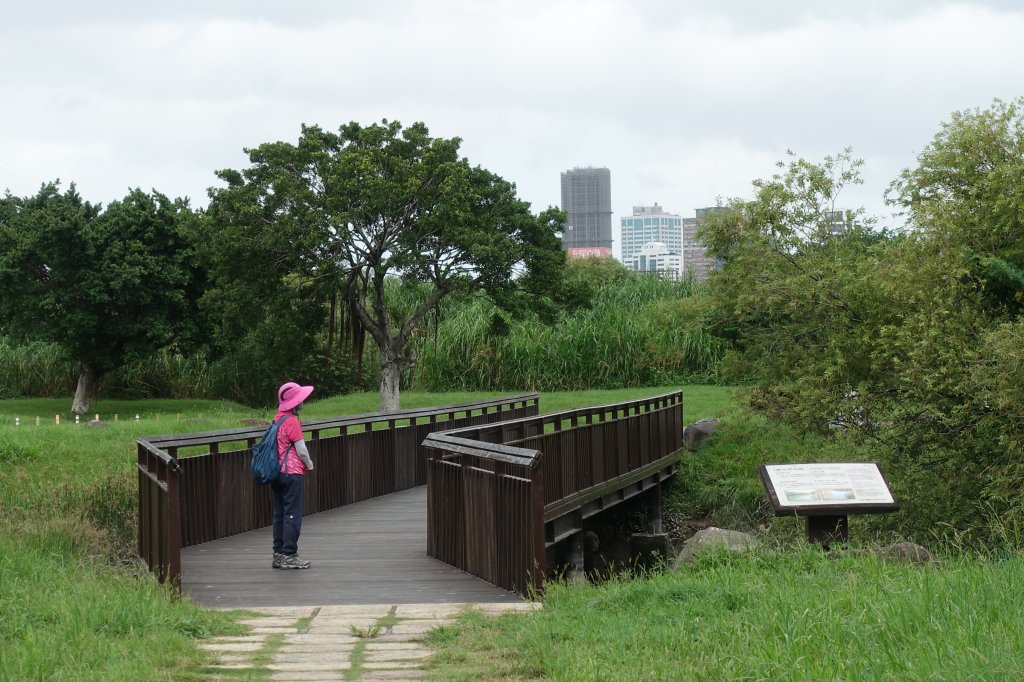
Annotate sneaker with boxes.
[272,552,285,569]
[278,554,311,569]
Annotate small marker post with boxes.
[15,417,19,427]
[35,416,40,426]
[135,414,140,422]
[55,415,60,425]
[75,415,80,425]
[114,414,119,422]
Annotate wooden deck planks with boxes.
[180,485,523,608]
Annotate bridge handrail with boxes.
[433,390,682,441]
[143,394,540,451]
[422,390,684,596]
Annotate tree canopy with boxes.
[0,183,199,413]
[201,120,569,410]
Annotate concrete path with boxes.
[200,601,540,680]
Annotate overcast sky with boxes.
[2,1,1022,257]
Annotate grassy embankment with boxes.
[0,386,719,680]
[426,548,1024,680]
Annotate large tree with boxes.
[204,120,568,410]
[0,183,198,413]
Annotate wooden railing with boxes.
[422,391,684,596]
[136,394,539,585]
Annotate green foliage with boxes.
[699,99,1024,541]
[0,399,252,680]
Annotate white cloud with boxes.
[1,0,1022,255]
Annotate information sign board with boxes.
[759,462,899,516]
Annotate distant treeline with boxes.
[0,259,725,402]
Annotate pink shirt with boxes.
[274,412,307,475]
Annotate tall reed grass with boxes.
[414,276,725,391]
[0,338,214,400]
[0,337,76,397]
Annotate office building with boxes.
[560,167,612,258]
[620,204,682,264]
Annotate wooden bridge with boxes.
[137,392,684,606]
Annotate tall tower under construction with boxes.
[560,167,612,257]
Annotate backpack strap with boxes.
[276,415,295,473]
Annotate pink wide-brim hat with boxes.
[278,382,314,412]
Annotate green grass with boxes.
[0,530,243,681]
[426,548,1024,680]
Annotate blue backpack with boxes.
[251,415,294,485]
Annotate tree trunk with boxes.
[326,292,337,357]
[379,359,402,412]
[71,365,99,415]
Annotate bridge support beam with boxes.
[567,532,587,584]
[646,482,663,535]
[631,482,670,570]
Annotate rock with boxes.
[631,533,671,571]
[876,542,932,564]
[240,418,270,427]
[675,527,758,564]
[84,420,109,429]
[683,418,720,451]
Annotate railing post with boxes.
[531,457,546,596]
[137,443,145,565]
[167,460,182,588]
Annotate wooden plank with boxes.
[180,486,523,608]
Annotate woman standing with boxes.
[271,381,315,569]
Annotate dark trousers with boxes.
[271,474,304,556]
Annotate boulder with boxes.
[84,420,109,429]
[876,542,932,564]
[675,527,758,564]
[683,418,720,451]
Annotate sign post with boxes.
[759,462,899,546]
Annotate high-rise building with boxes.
[560,167,612,258]
[620,204,682,264]
[684,207,724,281]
